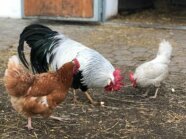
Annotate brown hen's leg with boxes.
[150,88,159,99]
[85,92,98,105]
[25,117,33,130]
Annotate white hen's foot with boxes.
[142,88,150,97]
[149,88,159,99]
[142,92,148,97]
[149,96,157,99]
[25,117,33,130]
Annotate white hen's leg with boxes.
[25,117,33,130]
[142,88,150,97]
[85,92,98,105]
[150,88,159,99]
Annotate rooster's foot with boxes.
[84,92,99,105]
[73,89,81,104]
[73,96,81,104]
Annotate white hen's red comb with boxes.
[129,72,137,87]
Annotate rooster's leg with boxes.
[142,88,150,97]
[73,89,80,104]
[150,88,159,99]
[25,117,33,130]
[85,92,98,105]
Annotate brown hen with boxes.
[4,55,79,130]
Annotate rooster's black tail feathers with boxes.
[18,24,58,73]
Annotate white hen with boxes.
[129,40,173,98]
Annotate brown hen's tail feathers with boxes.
[5,55,24,77]
[6,55,20,70]
[4,55,34,97]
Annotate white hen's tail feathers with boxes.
[155,40,173,64]
[157,40,172,59]
[4,55,33,97]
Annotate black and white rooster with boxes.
[18,24,123,105]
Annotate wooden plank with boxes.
[24,0,62,16]
[24,0,93,18]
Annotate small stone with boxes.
[171,88,175,92]
[100,101,105,106]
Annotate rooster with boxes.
[17,24,123,105]
[4,55,80,130]
[129,40,173,98]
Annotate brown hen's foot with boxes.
[85,92,99,106]
[25,124,34,130]
[25,117,33,130]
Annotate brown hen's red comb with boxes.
[73,58,80,69]
[72,58,80,74]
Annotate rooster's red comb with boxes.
[113,69,124,90]
[105,69,124,92]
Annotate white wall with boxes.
[0,0,22,18]
[104,0,118,20]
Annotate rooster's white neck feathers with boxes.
[76,49,115,88]
[47,34,115,88]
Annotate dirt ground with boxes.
[0,9,186,139]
